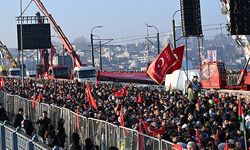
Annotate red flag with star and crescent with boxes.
[147,44,178,84]
[167,45,185,74]
[114,85,128,97]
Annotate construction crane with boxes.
[201,0,250,90]
[0,41,21,77]
[33,0,96,80]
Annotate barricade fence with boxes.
[1,91,177,150]
[0,121,52,150]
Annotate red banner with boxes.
[147,44,178,84]
[137,93,143,104]
[86,83,98,110]
[120,106,125,126]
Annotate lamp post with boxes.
[93,35,102,71]
[92,35,113,71]
[172,10,180,49]
[20,0,24,88]
[145,23,160,54]
[90,26,103,67]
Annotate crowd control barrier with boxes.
[1,91,179,150]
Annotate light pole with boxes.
[92,35,113,71]
[172,10,180,49]
[90,26,103,67]
[93,35,102,71]
[145,23,160,54]
[20,0,24,88]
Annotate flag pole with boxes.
[244,131,247,150]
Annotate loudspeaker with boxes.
[230,0,250,35]
[17,24,51,50]
[180,0,203,37]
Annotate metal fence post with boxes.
[12,127,19,150]
[0,122,5,150]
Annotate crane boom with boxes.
[0,41,18,68]
[33,0,82,67]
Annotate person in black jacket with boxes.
[21,114,34,136]
[0,103,9,122]
[45,124,58,147]
[36,111,51,140]
[56,118,66,148]
[70,132,82,150]
[14,108,24,128]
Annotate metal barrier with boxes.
[161,139,174,150]
[106,122,119,148]
[50,104,62,129]
[88,118,107,149]
[61,107,70,148]
[1,91,176,150]
[0,121,52,150]
[138,133,160,150]
[120,126,139,150]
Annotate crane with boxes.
[33,0,82,67]
[32,0,96,80]
[0,41,21,77]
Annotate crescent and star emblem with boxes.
[157,57,165,68]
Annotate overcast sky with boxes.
[0,0,226,48]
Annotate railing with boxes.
[0,91,177,150]
[0,121,52,150]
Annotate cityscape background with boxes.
[0,0,247,71]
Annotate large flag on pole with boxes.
[147,44,178,84]
[238,98,245,133]
[167,45,185,74]
[237,97,248,150]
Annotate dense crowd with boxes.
[1,76,250,149]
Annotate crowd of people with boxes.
[1,76,250,149]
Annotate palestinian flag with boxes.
[238,98,246,134]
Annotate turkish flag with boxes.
[139,120,144,150]
[86,83,98,110]
[147,44,178,84]
[114,86,128,97]
[36,92,43,103]
[167,45,185,74]
[120,106,125,126]
[137,93,143,104]
[142,121,155,136]
[32,94,37,109]
[195,129,202,145]
[215,129,219,144]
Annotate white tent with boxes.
[165,69,200,93]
